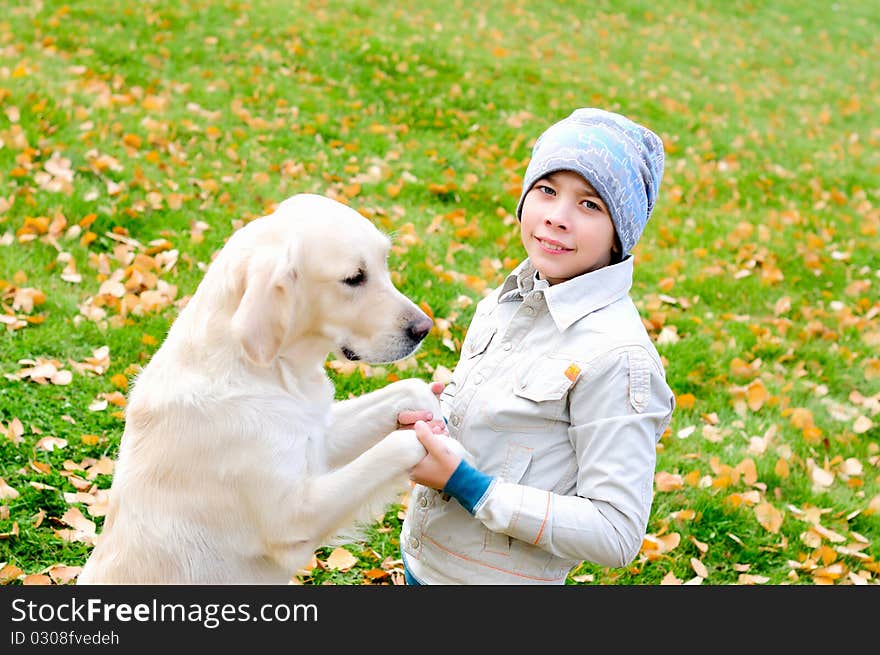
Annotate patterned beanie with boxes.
[515,108,665,256]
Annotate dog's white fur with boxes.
[78,194,445,585]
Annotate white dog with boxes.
[78,193,447,584]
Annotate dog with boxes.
[77,193,447,584]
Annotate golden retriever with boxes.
[78,193,443,584]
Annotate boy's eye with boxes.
[582,199,601,211]
[537,185,556,196]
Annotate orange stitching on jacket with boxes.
[533,491,551,544]
[421,533,565,582]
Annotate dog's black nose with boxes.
[406,315,433,342]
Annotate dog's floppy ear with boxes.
[230,251,296,367]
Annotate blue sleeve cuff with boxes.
[443,459,494,514]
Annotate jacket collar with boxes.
[498,256,634,332]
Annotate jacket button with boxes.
[502,341,512,351]
[473,374,483,385]
[451,415,461,427]
[410,537,421,548]
[524,306,535,316]
[418,495,428,507]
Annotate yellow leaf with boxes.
[325,547,358,571]
[670,508,696,521]
[0,563,24,583]
[746,379,768,411]
[754,502,784,533]
[816,545,837,565]
[22,574,52,585]
[729,357,753,378]
[789,407,815,429]
[676,393,696,409]
[735,458,758,486]
[774,457,790,478]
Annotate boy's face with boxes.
[519,170,617,285]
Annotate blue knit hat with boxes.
[515,108,665,256]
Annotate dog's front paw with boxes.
[389,378,441,415]
[382,429,428,469]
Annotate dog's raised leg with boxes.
[325,378,440,469]
[268,429,426,571]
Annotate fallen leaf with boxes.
[655,471,684,491]
[738,573,769,585]
[22,574,52,585]
[35,436,68,451]
[690,557,709,578]
[0,478,19,499]
[660,570,682,585]
[755,502,784,533]
[0,563,24,583]
[325,547,358,571]
[60,507,96,536]
[48,565,82,585]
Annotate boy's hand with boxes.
[397,382,446,434]
[409,420,461,490]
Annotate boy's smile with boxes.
[519,170,617,285]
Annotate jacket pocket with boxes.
[442,326,495,401]
[483,356,578,432]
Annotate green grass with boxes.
[1,0,878,585]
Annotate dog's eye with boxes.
[342,269,366,287]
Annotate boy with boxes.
[399,108,675,584]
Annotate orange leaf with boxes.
[754,502,784,533]
[676,393,696,409]
[774,457,790,479]
[23,574,52,585]
[122,133,142,149]
[746,379,769,411]
[364,568,389,581]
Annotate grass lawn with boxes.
[0,0,878,585]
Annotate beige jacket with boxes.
[401,257,675,584]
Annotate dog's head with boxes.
[226,194,433,367]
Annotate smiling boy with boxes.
[399,108,675,584]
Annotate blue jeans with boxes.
[402,554,422,585]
